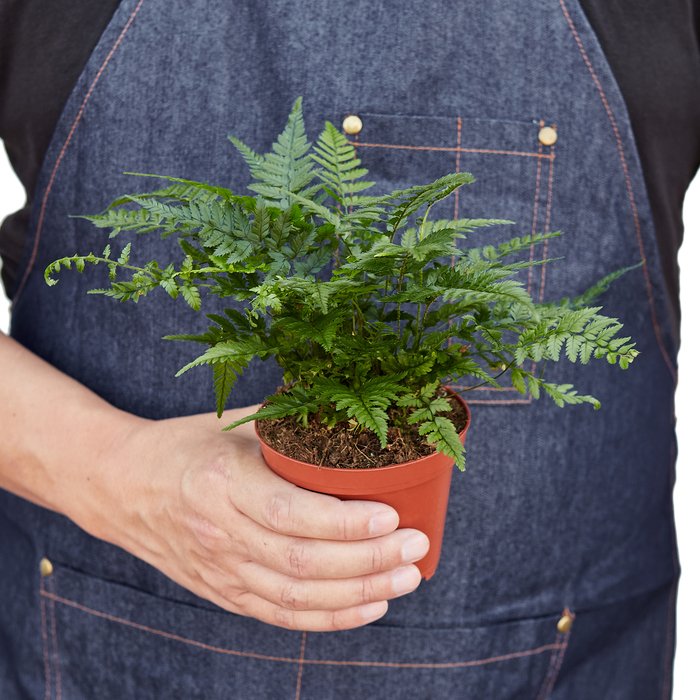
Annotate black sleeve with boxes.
[0,0,121,294]
[578,0,700,327]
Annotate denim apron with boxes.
[2,1,680,697]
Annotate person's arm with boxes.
[0,331,426,630]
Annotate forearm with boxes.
[0,331,140,522]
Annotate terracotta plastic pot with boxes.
[255,392,471,580]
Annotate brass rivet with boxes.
[342,114,363,135]
[39,558,54,578]
[538,125,558,146]
[557,613,574,633]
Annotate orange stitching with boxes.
[535,608,575,700]
[471,385,519,392]
[541,628,572,696]
[450,115,463,269]
[354,141,553,159]
[49,589,63,700]
[12,0,146,307]
[464,398,533,406]
[463,123,543,400]
[527,124,545,294]
[446,116,462,342]
[295,631,307,699]
[304,643,563,669]
[39,580,51,700]
[41,591,299,664]
[536,640,561,700]
[538,142,556,302]
[453,383,530,395]
[450,379,523,394]
[41,590,563,669]
[558,0,676,380]
[453,116,463,220]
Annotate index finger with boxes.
[233,456,400,541]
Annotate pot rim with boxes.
[254,386,471,474]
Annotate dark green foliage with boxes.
[45,97,640,471]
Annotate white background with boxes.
[0,149,698,695]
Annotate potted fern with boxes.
[45,97,638,578]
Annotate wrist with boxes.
[59,404,148,544]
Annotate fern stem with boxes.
[452,358,516,393]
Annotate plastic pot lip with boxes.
[254,386,471,476]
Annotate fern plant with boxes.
[45,97,639,470]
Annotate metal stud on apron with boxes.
[2,1,680,697]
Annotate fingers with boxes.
[202,583,391,632]
[244,525,430,580]
[241,596,390,632]
[232,461,401,542]
[235,561,422,611]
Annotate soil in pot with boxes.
[257,390,469,469]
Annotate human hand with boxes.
[80,407,427,632]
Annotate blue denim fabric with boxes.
[2,0,679,697]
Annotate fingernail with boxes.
[391,566,420,596]
[401,534,430,563]
[359,601,388,622]
[368,510,398,536]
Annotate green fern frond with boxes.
[569,263,643,309]
[274,313,345,352]
[212,360,237,417]
[468,231,562,262]
[408,227,462,263]
[222,385,321,431]
[315,376,404,448]
[121,173,239,202]
[439,267,535,311]
[311,121,376,211]
[229,97,318,208]
[539,381,601,409]
[174,338,263,377]
[378,173,476,236]
[418,417,465,470]
[73,208,166,238]
[514,308,638,368]
[398,381,465,469]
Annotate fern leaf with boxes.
[222,386,320,431]
[315,376,403,448]
[180,284,201,310]
[231,97,317,208]
[409,227,462,262]
[418,416,466,470]
[311,121,376,210]
[159,277,179,299]
[212,360,237,417]
[175,338,261,376]
[569,263,643,309]
[274,313,344,352]
[539,381,601,410]
[378,173,476,236]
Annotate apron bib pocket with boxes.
[344,110,557,400]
